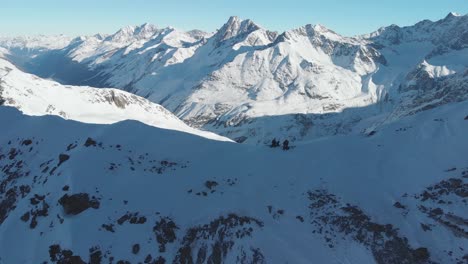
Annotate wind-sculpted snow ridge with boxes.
[0,97,467,263]
[1,13,467,144]
[0,59,231,142]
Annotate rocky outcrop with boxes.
[58,193,100,215]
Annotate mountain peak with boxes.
[215,16,261,41]
[282,23,343,42]
[226,16,241,25]
[106,23,159,43]
[310,24,343,38]
[445,12,461,19]
[134,23,159,39]
[312,24,329,32]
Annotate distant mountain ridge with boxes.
[1,13,467,144]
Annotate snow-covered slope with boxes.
[1,14,467,144]
[0,98,467,263]
[9,23,210,89]
[0,59,230,142]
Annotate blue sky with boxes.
[2,0,467,37]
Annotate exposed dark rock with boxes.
[57,214,64,224]
[237,247,266,264]
[62,185,70,191]
[106,90,128,109]
[144,254,164,264]
[174,214,263,264]
[144,254,153,263]
[0,188,18,224]
[29,200,50,229]
[132,244,140,255]
[89,247,102,264]
[393,202,406,209]
[48,244,86,264]
[20,211,30,222]
[429,208,444,217]
[57,154,70,167]
[153,217,178,252]
[58,193,100,215]
[413,248,430,262]
[205,180,219,190]
[84,137,97,147]
[30,194,45,205]
[19,185,31,197]
[66,143,77,151]
[49,244,61,262]
[8,148,19,160]
[155,256,166,264]
[235,136,248,143]
[21,139,33,146]
[418,177,467,201]
[308,190,431,264]
[420,223,432,232]
[101,223,115,232]
[117,212,146,225]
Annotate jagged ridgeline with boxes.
[1,13,467,144]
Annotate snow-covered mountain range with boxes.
[2,13,466,144]
[0,12,468,264]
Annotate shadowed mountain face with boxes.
[1,14,467,144]
[0,97,467,263]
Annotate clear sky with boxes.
[1,0,467,37]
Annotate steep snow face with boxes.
[0,99,467,263]
[66,23,166,63]
[215,16,263,42]
[0,59,231,142]
[131,17,386,139]
[56,25,210,90]
[364,12,468,49]
[1,14,467,144]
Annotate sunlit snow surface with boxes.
[0,59,231,142]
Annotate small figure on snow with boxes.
[271,138,280,148]
[282,140,290,150]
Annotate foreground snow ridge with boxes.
[0,99,467,263]
[0,59,231,142]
